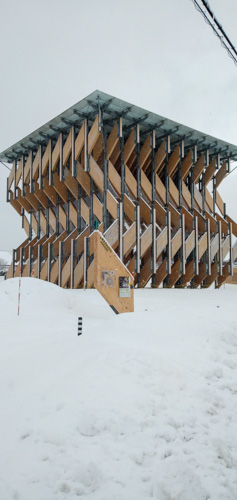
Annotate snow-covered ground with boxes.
[0,278,237,500]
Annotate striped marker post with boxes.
[78,317,82,336]
[18,268,22,316]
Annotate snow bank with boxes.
[0,278,237,499]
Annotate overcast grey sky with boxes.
[0,0,237,250]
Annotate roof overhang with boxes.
[1,89,237,163]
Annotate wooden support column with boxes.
[194,216,199,275]
[165,136,170,210]
[218,220,222,276]
[78,183,82,233]
[119,118,124,261]
[29,152,33,194]
[213,175,216,216]
[48,140,53,186]
[167,211,171,276]
[90,178,94,233]
[84,119,89,172]
[151,131,156,286]
[39,145,43,189]
[229,222,233,276]
[136,124,140,285]
[206,218,211,276]
[181,213,186,275]
[201,172,205,216]
[59,133,63,181]
[70,239,76,288]
[71,126,76,177]
[101,113,108,232]
[37,205,41,239]
[58,241,64,287]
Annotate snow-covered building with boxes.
[1,90,237,301]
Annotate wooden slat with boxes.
[89,156,104,192]
[204,157,216,186]
[140,135,151,169]
[81,199,90,225]
[93,194,103,222]
[24,185,39,211]
[154,140,166,173]
[43,177,57,206]
[53,172,68,202]
[182,260,194,287]
[205,187,213,212]
[124,129,135,164]
[205,262,218,287]
[193,185,202,210]
[185,231,195,258]
[169,260,181,287]
[169,178,179,207]
[181,206,193,232]
[125,165,137,199]
[42,142,51,175]
[217,262,229,288]
[156,227,167,257]
[107,191,118,220]
[64,167,78,199]
[155,175,166,205]
[168,203,180,229]
[108,160,121,196]
[8,162,15,189]
[181,150,192,180]
[74,256,84,288]
[193,154,205,183]
[210,234,219,261]
[34,182,48,209]
[16,157,23,186]
[75,122,85,160]
[181,181,191,209]
[141,170,152,201]
[155,200,166,228]
[104,220,119,249]
[76,161,90,195]
[216,189,224,215]
[194,261,207,286]
[16,188,31,213]
[226,215,237,237]
[215,161,227,188]
[124,194,135,222]
[171,228,182,258]
[88,115,100,155]
[124,223,136,256]
[198,232,207,259]
[68,202,77,227]
[24,152,32,184]
[52,136,60,170]
[141,225,152,257]
[168,145,179,176]
[107,122,119,160]
[63,129,72,166]
[140,197,151,225]
[155,259,167,287]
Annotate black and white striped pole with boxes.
[78,317,82,336]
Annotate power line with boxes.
[191,0,237,66]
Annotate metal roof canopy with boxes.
[1,89,237,163]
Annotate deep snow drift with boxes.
[0,278,237,500]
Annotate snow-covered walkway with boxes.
[0,278,237,499]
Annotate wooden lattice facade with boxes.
[2,90,237,295]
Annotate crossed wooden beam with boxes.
[6,112,237,291]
